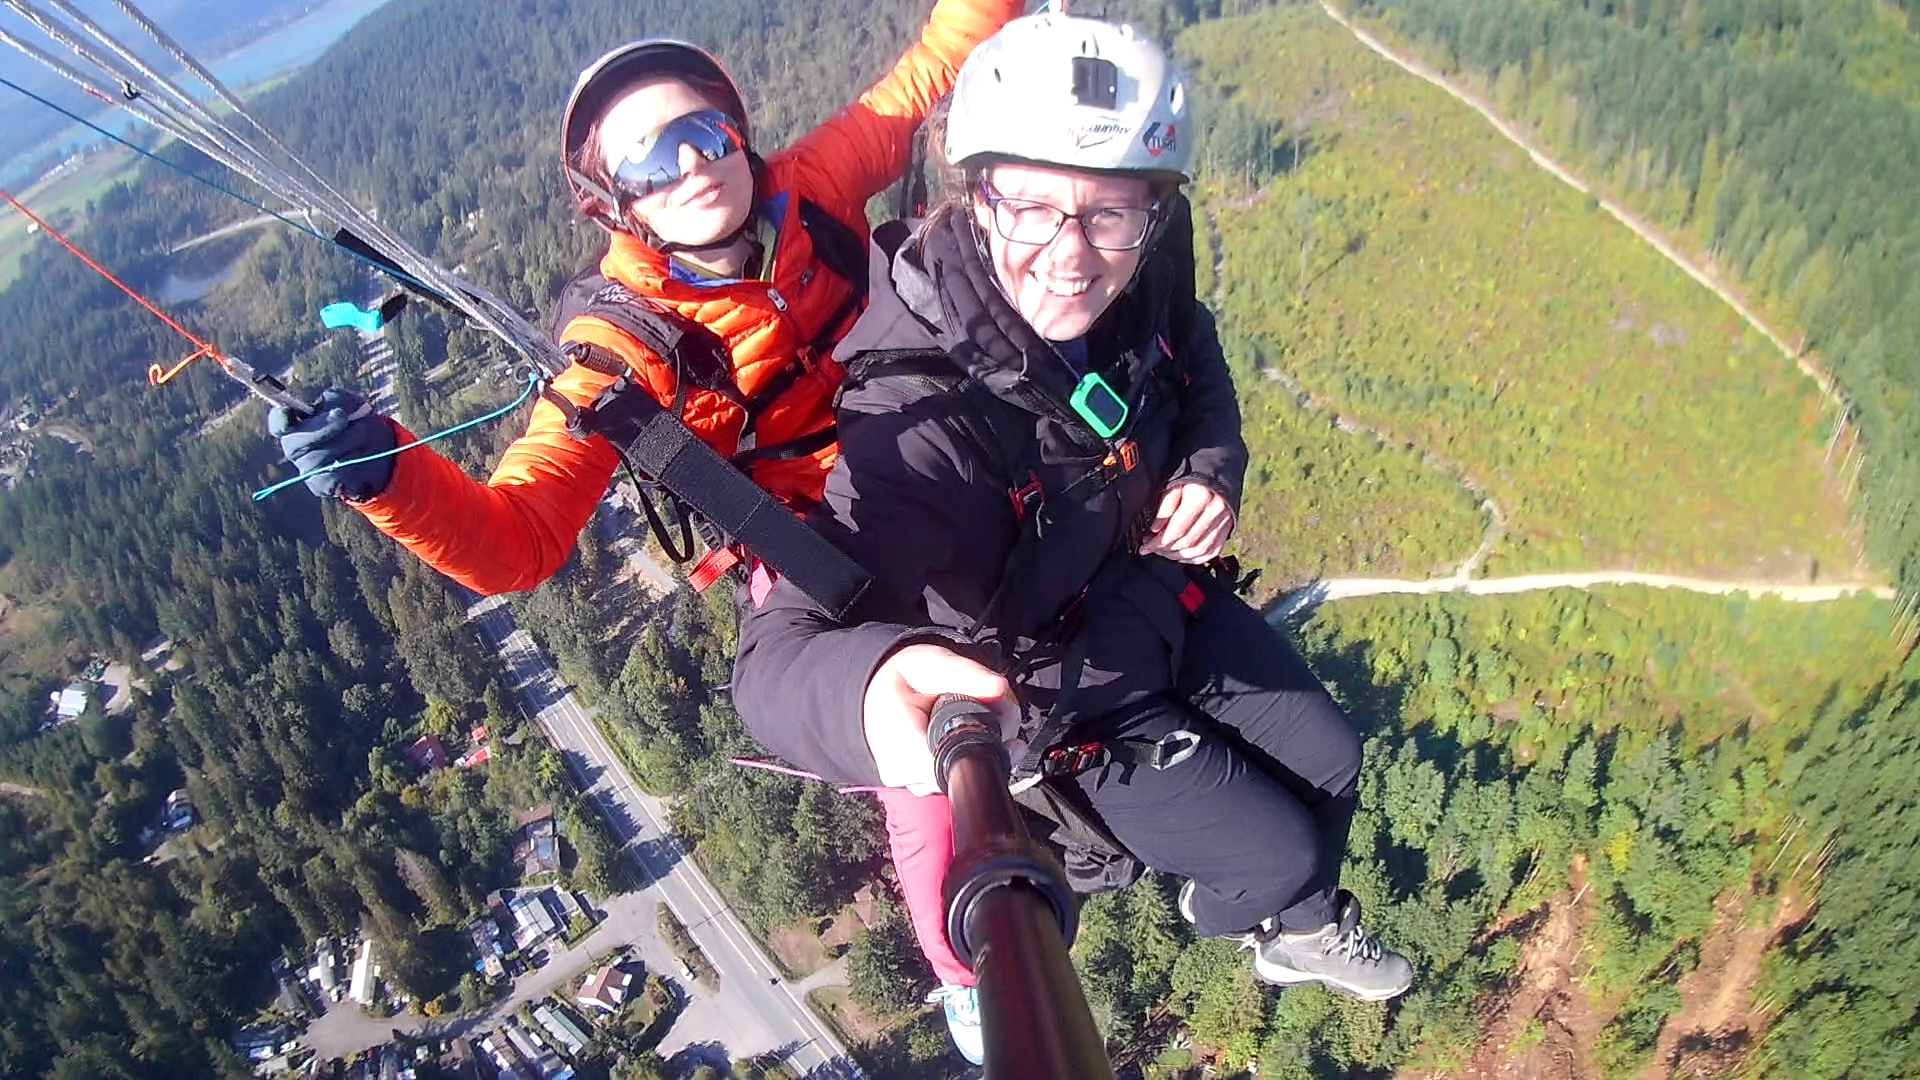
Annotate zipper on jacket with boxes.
[767,287,789,312]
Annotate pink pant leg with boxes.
[876,786,974,988]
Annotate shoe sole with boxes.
[1252,957,1410,1002]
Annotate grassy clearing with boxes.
[1299,586,1900,757]
[0,149,138,291]
[1219,319,1490,591]
[1183,6,1859,580]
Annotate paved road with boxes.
[466,593,864,1079]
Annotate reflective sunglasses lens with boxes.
[611,111,740,200]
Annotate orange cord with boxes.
[0,188,232,385]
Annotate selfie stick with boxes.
[928,695,1114,1079]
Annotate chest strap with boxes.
[545,362,875,623]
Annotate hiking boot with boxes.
[927,982,983,1065]
[1251,890,1413,1001]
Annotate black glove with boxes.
[267,388,396,500]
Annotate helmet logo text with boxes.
[1070,120,1129,150]
[1142,122,1178,157]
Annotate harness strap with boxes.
[561,370,875,621]
[688,546,741,591]
[731,425,838,469]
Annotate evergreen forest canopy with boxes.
[0,0,1915,1077]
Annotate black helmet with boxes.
[561,39,750,224]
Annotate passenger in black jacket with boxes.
[732,14,1413,1046]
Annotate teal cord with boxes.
[252,372,540,501]
[1,75,443,298]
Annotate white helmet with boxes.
[944,13,1192,182]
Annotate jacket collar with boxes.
[837,211,1171,429]
[604,190,786,289]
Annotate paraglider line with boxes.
[727,756,883,795]
[1,186,224,369]
[0,74,441,299]
[251,371,542,502]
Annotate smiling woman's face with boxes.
[972,163,1153,341]
[598,79,754,248]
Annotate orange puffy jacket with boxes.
[354,0,1022,595]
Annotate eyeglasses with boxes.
[607,109,745,203]
[977,179,1160,251]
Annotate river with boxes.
[201,0,397,90]
[4,0,398,176]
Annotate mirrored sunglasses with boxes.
[608,109,745,202]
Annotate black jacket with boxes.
[733,207,1248,786]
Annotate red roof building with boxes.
[409,734,449,771]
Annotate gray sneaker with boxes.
[1252,891,1412,1001]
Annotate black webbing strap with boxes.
[731,425,838,469]
[332,227,468,313]
[566,372,874,622]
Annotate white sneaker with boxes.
[926,982,983,1065]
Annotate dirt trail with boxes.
[0,780,43,798]
[168,213,284,254]
[1319,2,1840,404]
[1274,570,1892,621]
[1637,889,1808,1080]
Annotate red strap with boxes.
[1008,472,1045,520]
[688,547,742,592]
[1178,581,1206,614]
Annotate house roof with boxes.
[52,685,87,718]
[409,734,449,770]
[532,1004,590,1056]
[578,965,633,1010]
[513,809,561,877]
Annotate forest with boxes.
[1338,0,1920,597]
[0,0,1914,1077]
